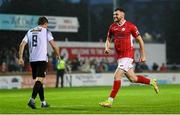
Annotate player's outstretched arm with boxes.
[104,37,111,54]
[49,40,60,58]
[18,41,27,66]
[136,35,146,62]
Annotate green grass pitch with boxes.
[0,84,180,114]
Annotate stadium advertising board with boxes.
[60,47,141,63]
[60,47,115,62]
[0,73,180,89]
[0,14,38,31]
[55,42,166,67]
[21,75,56,88]
[0,14,79,32]
[65,73,180,87]
[65,73,130,87]
[47,16,79,32]
[0,76,22,89]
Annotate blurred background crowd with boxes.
[0,47,178,73]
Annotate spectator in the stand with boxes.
[90,59,97,69]
[0,47,17,72]
[80,58,91,72]
[108,60,117,72]
[1,62,8,72]
[24,63,31,72]
[152,62,159,71]
[96,61,104,73]
[8,56,17,72]
[103,58,109,72]
[135,62,143,72]
[51,52,58,71]
[160,63,167,72]
[71,57,80,71]
[141,62,149,71]
[171,63,177,71]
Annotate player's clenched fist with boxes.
[18,58,24,66]
[104,48,111,54]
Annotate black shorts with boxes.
[30,61,47,79]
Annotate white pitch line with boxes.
[50,105,85,108]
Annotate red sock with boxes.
[110,80,121,98]
[137,75,150,84]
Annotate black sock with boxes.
[39,82,45,101]
[31,81,41,99]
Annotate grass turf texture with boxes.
[0,84,180,114]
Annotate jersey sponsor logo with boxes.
[121,28,125,31]
[114,27,118,31]
[30,28,42,32]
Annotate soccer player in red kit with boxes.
[99,8,159,108]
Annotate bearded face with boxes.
[113,11,124,23]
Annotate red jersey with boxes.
[107,20,140,59]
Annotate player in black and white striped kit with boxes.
[18,16,60,109]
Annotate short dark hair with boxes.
[38,16,48,25]
[114,7,125,13]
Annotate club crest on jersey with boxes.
[121,28,125,31]
[114,27,118,31]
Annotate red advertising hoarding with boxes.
[59,47,140,62]
[60,47,116,62]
